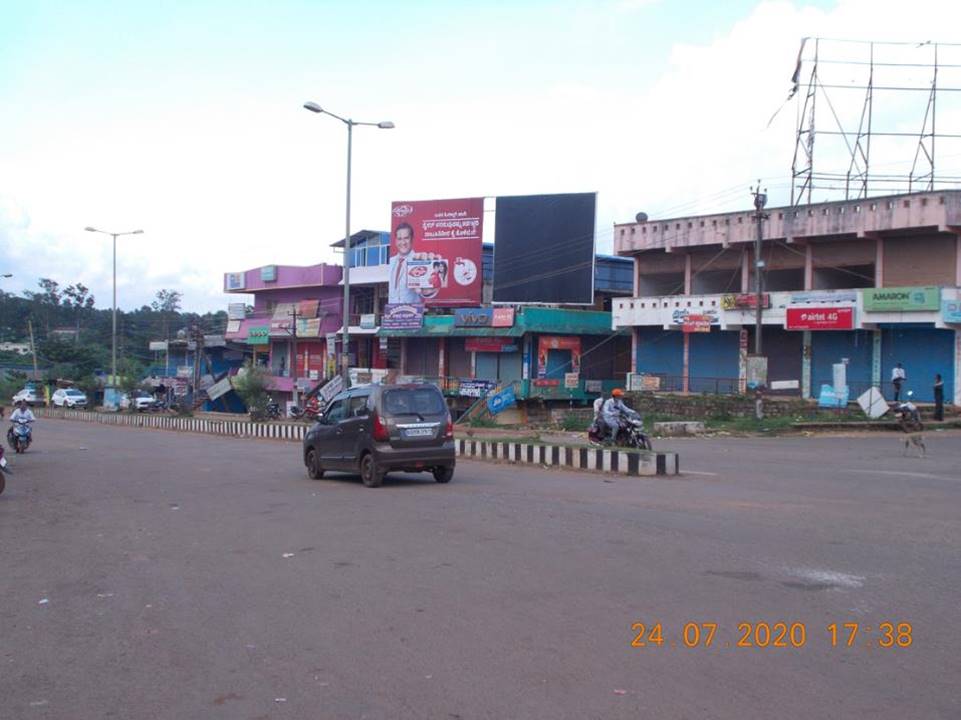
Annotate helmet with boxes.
[612,388,624,397]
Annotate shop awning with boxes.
[377,308,621,338]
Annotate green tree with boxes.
[151,289,182,343]
[231,362,269,419]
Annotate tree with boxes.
[231,362,269,418]
[23,278,62,334]
[151,289,183,343]
[62,283,96,341]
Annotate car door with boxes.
[314,397,348,467]
[338,393,371,468]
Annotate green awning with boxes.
[377,307,622,338]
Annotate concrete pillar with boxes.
[954,330,961,406]
[684,254,692,295]
[804,244,814,290]
[875,236,884,287]
[400,337,408,375]
[872,329,882,389]
[801,330,812,398]
[438,337,446,379]
[741,248,750,293]
[470,351,476,379]
[682,332,690,394]
[738,329,748,394]
[956,235,961,286]
[631,328,638,375]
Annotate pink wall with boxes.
[225,263,342,292]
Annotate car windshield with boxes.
[382,388,446,417]
[66,390,84,396]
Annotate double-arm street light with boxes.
[303,101,394,384]
[85,226,144,393]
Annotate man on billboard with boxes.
[388,222,422,304]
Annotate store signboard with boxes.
[228,303,247,320]
[785,307,854,331]
[564,372,580,389]
[492,307,515,327]
[260,265,277,282]
[225,272,245,291]
[464,337,517,353]
[359,314,377,329]
[721,293,770,310]
[941,299,961,323]
[486,385,517,415]
[682,314,713,333]
[458,379,497,398]
[382,303,424,330]
[863,286,939,312]
[207,376,232,400]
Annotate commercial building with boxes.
[612,190,961,404]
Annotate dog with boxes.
[902,432,926,458]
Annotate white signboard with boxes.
[225,272,246,291]
[149,341,168,352]
[318,375,345,404]
[857,387,889,419]
[227,303,247,320]
[564,372,580,390]
[207,376,233,400]
[176,366,192,379]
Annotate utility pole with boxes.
[27,319,40,402]
[288,307,301,408]
[751,182,768,420]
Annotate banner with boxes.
[486,385,517,415]
[682,314,713,333]
[942,299,961,324]
[382,303,424,330]
[227,303,247,320]
[863,286,939,312]
[464,337,517,353]
[537,336,581,378]
[207,376,233,401]
[785,307,854,330]
[389,198,483,307]
[721,293,770,310]
[458,379,497,398]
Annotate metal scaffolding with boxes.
[790,38,961,206]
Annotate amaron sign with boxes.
[389,198,483,307]
[785,307,854,330]
[863,286,939,312]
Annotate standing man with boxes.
[933,373,944,421]
[388,223,422,304]
[891,362,906,401]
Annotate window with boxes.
[349,395,369,417]
[383,388,446,417]
[324,399,346,424]
[349,232,390,267]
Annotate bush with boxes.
[231,362,269,416]
[560,412,587,431]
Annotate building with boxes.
[612,190,961,404]
[223,230,634,412]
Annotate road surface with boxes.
[1,419,958,719]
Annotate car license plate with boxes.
[404,428,433,438]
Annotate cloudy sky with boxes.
[2,0,960,312]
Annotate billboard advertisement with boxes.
[493,193,596,304]
[389,198,483,307]
[537,335,581,378]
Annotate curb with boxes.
[38,408,680,476]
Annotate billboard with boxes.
[389,198,483,307]
[493,192,596,304]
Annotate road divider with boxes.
[38,408,680,476]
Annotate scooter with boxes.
[7,417,32,454]
[0,444,10,494]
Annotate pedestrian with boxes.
[933,373,944,421]
[891,362,906,401]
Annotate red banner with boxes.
[465,337,517,353]
[492,307,515,327]
[682,315,713,333]
[389,198,483,307]
[785,307,854,330]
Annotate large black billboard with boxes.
[492,192,596,305]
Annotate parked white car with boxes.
[119,391,156,411]
[12,386,42,405]
[52,388,88,408]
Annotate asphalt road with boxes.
[1,420,959,720]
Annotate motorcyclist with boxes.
[601,388,641,442]
[897,391,921,427]
[9,400,35,443]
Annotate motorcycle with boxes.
[588,413,653,451]
[289,396,322,422]
[265,401,282,421]
[7,418,32,454]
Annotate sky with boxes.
[2,0,961,314]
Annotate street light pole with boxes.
[85,227,143,394]
[303,101,394,385]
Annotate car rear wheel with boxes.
[360,453,383,488]
[306,448,325,480]
[433,465,454,484]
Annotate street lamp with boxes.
[85,227,144,394]
[303,101,394,384]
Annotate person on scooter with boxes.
[601,388,640,443]
[9,400,35,444]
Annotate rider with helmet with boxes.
[601,388,641,443]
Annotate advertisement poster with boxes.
[863,286,939,312]
[682,314,713,333]
[785,307,854,330]
[487,385,517,415]
[389,198,483,307]
[536,336,581,378]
